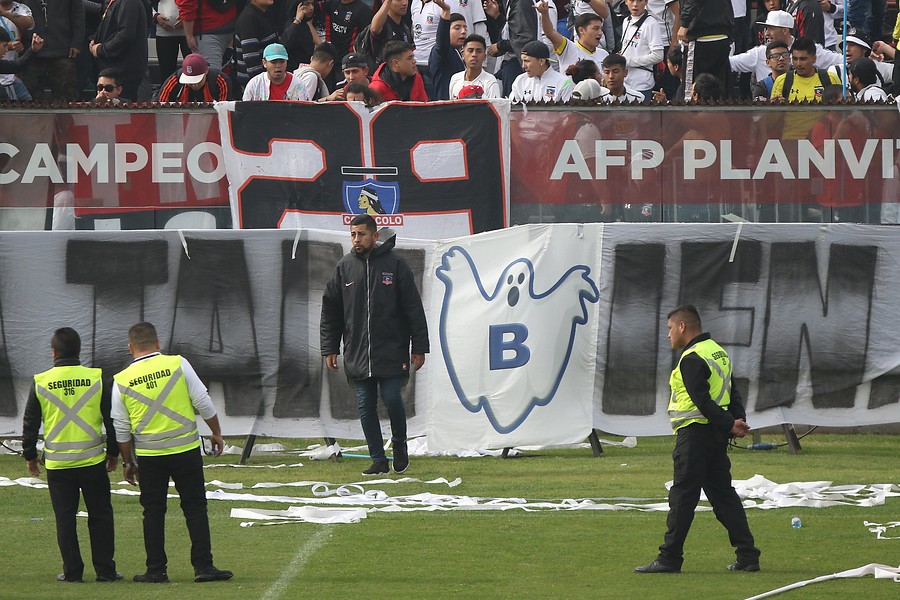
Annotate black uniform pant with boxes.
[657,423,760,568]
[137,447,213,574]
[46,461,117,581]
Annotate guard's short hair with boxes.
[350,213,377,232]
[52,327,81,359]
[128,322,159,351]
[383,40,414,64]
[463,34,487,49]
[602,53,627,69]
[791,36,817,55]
[667,305,702,330]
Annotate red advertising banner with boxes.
[0,110,227,228]
[510,107,900,212]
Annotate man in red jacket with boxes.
[369,40,427,101]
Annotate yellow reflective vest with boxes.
[667,338,732,432]
[34,365,106,470]
[113,354,200,457]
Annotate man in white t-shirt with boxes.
[619,0,663,97]
[537,1,608,74]
[448,33,500,98]
[508,39,573,102]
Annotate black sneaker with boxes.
[634,560,681,574]
[362,460,389,475]
[195,566,234,582]
[96,572,124,582]
[726,560,760,572]
[133,571,169,583]
[56,574,83,583]
[392,441,409,474]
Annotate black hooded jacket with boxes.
[320,232,429,381]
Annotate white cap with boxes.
[756,10,794,29]
[572,79,608,101]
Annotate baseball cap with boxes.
[521,40,550,60]
[842,32,872,51]
[179,53,209,85]
[263,43,289,61]
[343,53,369,69]
[756,10,794,29]
[458,84,485,99]
[572,78,605,101]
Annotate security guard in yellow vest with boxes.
[111,322,233,584]
[636,305,760,574]
[22,327,122,583]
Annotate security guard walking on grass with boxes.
[22,327,122,583]
[111,322,232,583]
[635,305,761,574]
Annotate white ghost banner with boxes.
[427,225,603,451]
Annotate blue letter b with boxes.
[489,324,530,370]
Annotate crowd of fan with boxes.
[0,0,898,105]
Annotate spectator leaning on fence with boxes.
[448,33,500,99]
[509,39,574,103]
[294,40,344,100]
[848,56,888,101]
[600,51,644,101]
[243,42,308,99]
[155,51,231,101]
[369,39,428,101]
[769,35,839,102]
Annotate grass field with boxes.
[1,433,898,600]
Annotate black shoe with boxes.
[56,574,83,583]
[195,566,234,582]
[392,441,409,474]
[133,571,169,583]
[726,561,760,572]
[634,560,681,574]
[362,460,389,475]
[96,572,124,582]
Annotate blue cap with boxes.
[263,43,289,61]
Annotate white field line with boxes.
[260,527,332,600]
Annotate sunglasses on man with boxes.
[96,84,119,92]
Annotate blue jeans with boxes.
[354,377,407,462]
[847,0,886,38]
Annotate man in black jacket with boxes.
[321,214,429,476]
[89,0,148,101]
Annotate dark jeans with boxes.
[657,423,760,568]
[46,461,117,581]
[137,447,213,573]
[354,376,407,462]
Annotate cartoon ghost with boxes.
[436,246,600,433]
